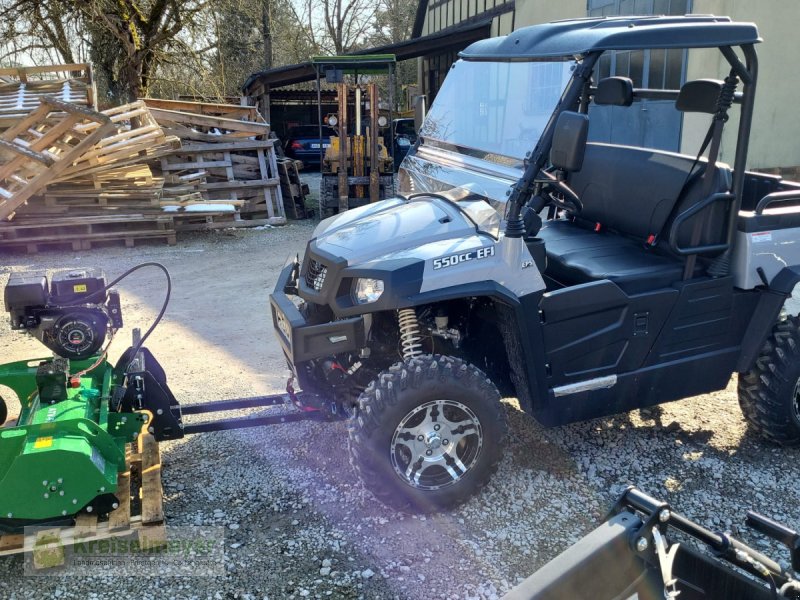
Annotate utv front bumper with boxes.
[269,261,366,367]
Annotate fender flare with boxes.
[406,282,548,415]
[736,265,800,372]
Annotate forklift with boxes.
[312,55,396,218]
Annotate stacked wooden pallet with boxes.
[0,70,293,252]
[144,98,286,229]
[0,94,179,252]
[277,157,309,219]
[0,214,176,253]
[27,100,178,215]
[0,63,95,129]
[0,98,115,221]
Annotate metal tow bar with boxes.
[179,381,332,435]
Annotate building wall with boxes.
[683,0,800,170]
[417,0,517,100]
[515,0,584,28]
[419,0,516,38]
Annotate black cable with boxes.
[768,573,778,599]
[60,262,167,306]
[122,263,171,372]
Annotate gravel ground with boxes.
[0,216,799,599]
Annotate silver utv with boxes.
[271,15,800,511]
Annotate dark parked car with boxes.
[284,125,336,167]
[392,118,417,170]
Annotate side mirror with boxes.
[550,111,589,172]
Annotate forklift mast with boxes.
[311,55,397,217]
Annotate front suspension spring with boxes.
[398,308,423,360]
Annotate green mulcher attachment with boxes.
[0,266,183,533]
[0,356,148,530]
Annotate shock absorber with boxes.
[398,308,423,360]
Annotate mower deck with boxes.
[0,433,164,569]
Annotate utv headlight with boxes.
[353,278,384,304]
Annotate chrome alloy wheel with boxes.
[390,399,483,490]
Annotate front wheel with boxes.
[348,355,507,512]
[738,315,800,446]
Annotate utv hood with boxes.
[311,196,498,266]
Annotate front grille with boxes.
[305,259,328,291]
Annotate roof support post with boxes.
[316,67,324,168]
[338,82,349,213]
[710,43,758,277]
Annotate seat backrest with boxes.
[567,142,731,252]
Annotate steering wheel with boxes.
[536,169,583,214]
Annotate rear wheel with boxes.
[738,315,800,446]
[348,355,507,512]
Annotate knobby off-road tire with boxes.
[319,176,338,219]
[738,315,800,446]
[348,354,507,512]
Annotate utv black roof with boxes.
[460,15,761,60]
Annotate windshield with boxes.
[420,59,575,165]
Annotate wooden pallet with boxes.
[0,231,177,254]
[0,98,115,220]
[148,107,270,143]
[0,434,165,569]
[157,140,284,219]
[0,214,177,252]
[142,97,264,123]
[57,101,180,181]
[277,158,308,219]
[0,64,96,128]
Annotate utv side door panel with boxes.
[540,280,678,385]
[534,346,742,426]
[644,277,745,364]
[534,277,763,426]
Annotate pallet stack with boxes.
[276,157,310,219]
[144,98,286,230]
[0,64,296,253]
[0,63,95,128]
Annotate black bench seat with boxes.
[537,143,732,295]
[540,220,702,295]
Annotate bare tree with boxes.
[322,0,379,54]
[0,0,416,104]
[0,0,212,101]
[370,0,416,45]
[0,0,83,65]
[82,0,211,100]
[286,0,377,56]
